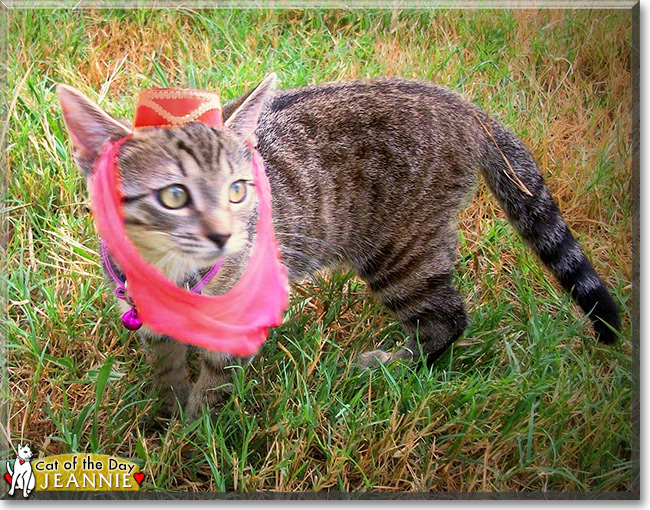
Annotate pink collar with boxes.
[89,135,289,357]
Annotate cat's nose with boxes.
[206,232,231,249]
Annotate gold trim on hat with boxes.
[136,89,222,127]
[133,123,178,131]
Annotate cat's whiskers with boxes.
[124,229,200,283]
[153,249,198,283]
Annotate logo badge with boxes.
[4,447,143,495]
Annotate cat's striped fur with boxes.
[58,75,620,421]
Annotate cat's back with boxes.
[267,77,474,120]
[254,77,483,276]
[259,77,482,149]
[257,76,484,179]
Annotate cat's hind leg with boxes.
[358,273,467,367]
[357,231,467,367]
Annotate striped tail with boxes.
[477,114,620,344]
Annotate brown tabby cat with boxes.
[57,73,620,421]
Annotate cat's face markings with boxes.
[116,125,258,274]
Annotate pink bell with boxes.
[121,308,142,331]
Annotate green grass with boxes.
[2,8,634,494]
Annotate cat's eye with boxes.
[157,184,190,209]
[229,180,247,203]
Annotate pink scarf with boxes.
[88,135,289,357]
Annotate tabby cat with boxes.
[57,73,620,421]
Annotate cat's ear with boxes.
[57,84,132,176]
[222,86,256,123]
[225,73,277,145]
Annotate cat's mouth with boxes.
[125,226,248,278]
[199,232,248,259]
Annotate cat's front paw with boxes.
[161,380,191,416]
[186,384,231,423]
[140,380,191,429]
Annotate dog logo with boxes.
[5,443,36,498]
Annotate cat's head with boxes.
[16,443,33,460]
[57,74,277,279]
